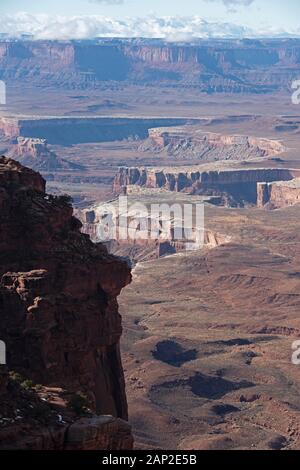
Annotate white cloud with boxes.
[223,0,254,4]
[89,0,124,4]
[204,0,255,12]
[0,12,298,40]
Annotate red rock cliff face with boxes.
[113,166,295,194]
[257,178,300,209]
[113,166,298,207]
[0,157,132,422]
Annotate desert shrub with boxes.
[67,392,89,415]
[20,379,35,390]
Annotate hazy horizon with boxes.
[0,0,300,40]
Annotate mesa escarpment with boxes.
[142,127,286,161]
[0,156,133,449]
[0,117,193,145]
[1,39,300,92]
[257,178,300,209]
[113,165,297,206]
[77,198,231,262]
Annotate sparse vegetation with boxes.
[9,372,41,391]
[67,392,89,415]
[20,379,35,391]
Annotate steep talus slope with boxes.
[0,156,133,449]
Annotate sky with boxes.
[0,0,300,39]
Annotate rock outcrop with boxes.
[0,156,133,449]
[8,137,83,172]
[0,376,133,450]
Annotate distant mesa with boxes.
[1,39,300,93]
[113,163,300,210]
[0,116,193,146]
[113,164,299,207]
[8,137,84,172]
[140,126,285,162]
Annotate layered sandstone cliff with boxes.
[113,165,296,206]
[257,178,300,209]
[0,156,133,449]
[76,192,231,263]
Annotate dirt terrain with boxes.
[120,203,300,449]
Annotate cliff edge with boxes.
[0,157,133,449]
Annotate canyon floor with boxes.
[2,82,300,450]
[120,203,300,449]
